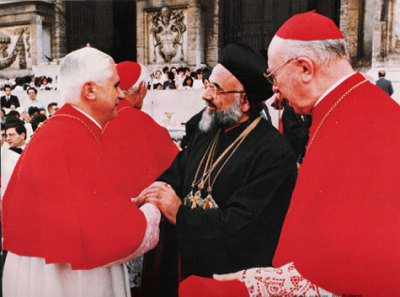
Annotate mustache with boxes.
[206,101,217,109]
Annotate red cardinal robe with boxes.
[178,73,400,297]
[102,99,179,198]
[2,103,147,270]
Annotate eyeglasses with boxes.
[264,57,298,85]
[206,83,245,98]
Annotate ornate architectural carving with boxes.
[149,6,187,63]
[0,27,30,70]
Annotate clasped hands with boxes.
[135,181,182,225]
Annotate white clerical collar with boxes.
[314,72,356,108]
[71,105,102,129]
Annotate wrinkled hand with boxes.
[142,181,182,224]
[134,187,148,207]
[213,271,243,281]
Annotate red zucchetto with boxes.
[116,61,141,90]
[276,10,344,41]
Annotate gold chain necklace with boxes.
[184,116,262,210]
[53,114,102,146]
[306,79,368,153]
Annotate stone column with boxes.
[394,0,400,52]
[203,0,219,68]
[340,0,360,63]
[136,1,146,65]
[53,0,67,59]
[187,1,204,69]
[32,15,44,66]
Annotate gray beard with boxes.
[199,94,242,132]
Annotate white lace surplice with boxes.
[241,262,334,297]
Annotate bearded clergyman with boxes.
[136,43,298,283]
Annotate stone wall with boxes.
[0,0,58,78]
[340,0,361,64]
[340,0,400,67]
[136,0,218,72]
[394,0,400,52]
[53,0,67,60]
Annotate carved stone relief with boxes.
[0,26,31,70]
[148,6,187,64]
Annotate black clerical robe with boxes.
[158,116,297,278]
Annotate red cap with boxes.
[276,10,344,41]
[116,61,141,90]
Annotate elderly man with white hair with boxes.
[2,47,160,297]
[102,61,179,292]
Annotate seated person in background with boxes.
[24,87,44,111]
[1,85,20,109]
[192,69,204,89]
[153,83,163,90]
[163,71,176,90]
[47,102,59,117]
[182,76,193,89]
[1,120,27,197]
[30,113,47,131]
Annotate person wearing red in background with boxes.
[180,11,400,297]
[102,61,179,296]
[102,61,179,200]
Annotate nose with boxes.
[201,88,214,101]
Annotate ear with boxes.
[240,94,251,113]
[296,57,314,84]
[139,81,147,94]
[82,82,96,101]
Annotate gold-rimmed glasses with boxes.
[264,57,298,85]
[206,83,245,98]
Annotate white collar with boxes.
[9,143,26,151]
[71,105,102,129]
[313,72,356,108]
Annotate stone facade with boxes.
[1,0,400,79]
[340,0,400,67]
[137,0,219,72]
[0,0,67,78]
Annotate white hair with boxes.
[130,63,149,91]
[58,47,114,103]
[274,36,350,65]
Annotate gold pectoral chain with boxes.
[184,116,262,210]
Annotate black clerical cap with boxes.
[219,43,273,104]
